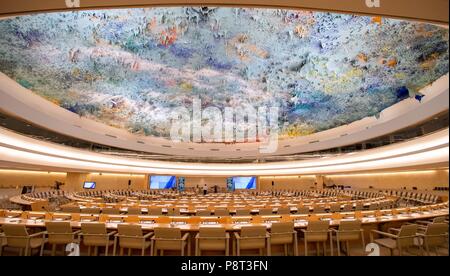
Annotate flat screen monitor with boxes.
[150,175,176,189]
[21,186,33,194]
[232,176,256,189]
[83,182,96,189]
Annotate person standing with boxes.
[203,184,208,195]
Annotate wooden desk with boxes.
[1,204,447,233]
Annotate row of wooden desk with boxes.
[1,203,448,232]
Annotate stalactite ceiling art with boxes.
[0,7,448,140]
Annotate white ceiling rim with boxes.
[0,127,447,176]
[0,73,448,158]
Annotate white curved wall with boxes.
[0,126,447,176]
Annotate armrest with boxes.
[195,233,200,239]
[181,233,189,241]
[371,230,398,239]
[301,230,331,234]
[234,232,241,240]
[80,233,113,237]
[143,232,153,239]
[107,231,117,236]
[29,231,46,238]
[389,228,401,234]
[415,220,432,225]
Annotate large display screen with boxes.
[83,182,96,189]
[150,175,177,189]
[232,177,256,189]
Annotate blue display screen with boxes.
[232,177,256,189]
[83,182,96,189]
[150,175,177,189]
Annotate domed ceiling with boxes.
[0,7,448,141]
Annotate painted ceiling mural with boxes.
[0,7,448,141]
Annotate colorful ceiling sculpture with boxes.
[0,8,448,141]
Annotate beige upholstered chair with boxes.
[312,205,326,214]
[167,208,181,216]
[80,222,116,256]
[127,207,142,215]
[195,227,230,256]
[329,204,341,213]
[277,208,291,215]
[368,203,379,210]
[236,209,251,216]
[297,206,310,215]
[61,206,80,213]
[113,224,153,256]
[416,223,448,256]
[270,222,298,256]
[354,203,364,211]
[301,221,332,256]
[331,220,365,256]
[101,208,120,215]
[214,209,229,216]
[196,209,211,216]
[81,207,101,214]
[371,224,418,256]
[1,224,46,256]
[45,221,81,256]
[148,208,163,216]
[234,226,270,256]
[416,216,446,226]
[0,232,6,256]
[342,204,353,212]
[151,227,190,256]
[259,208,273,215]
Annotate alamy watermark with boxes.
[170,98,279,153]
[365,0,381,8]
[65,0,81,8]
